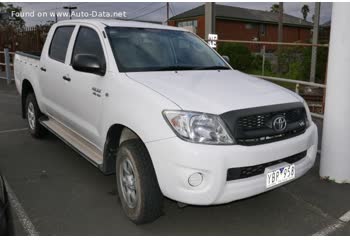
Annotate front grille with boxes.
[226,150,307,181]
[237,108,304,131]
[220,103,307,146]
[238,113,270,130]
[235,128,306,146]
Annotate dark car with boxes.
[0,176,13,235]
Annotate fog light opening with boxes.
[188,172,203,187]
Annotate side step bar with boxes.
[40,117,103,168]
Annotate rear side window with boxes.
[71,27,105,66]
[49,26,74,63]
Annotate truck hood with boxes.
[125,70,301,114]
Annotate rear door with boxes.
[40,25,76,123]
[62,25,108,146]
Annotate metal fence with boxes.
[0,26,49,84]
[0,26,48,53]
[0,48,14,84]
[211,39,328,119]
[253,75,325,119]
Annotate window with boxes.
[71,27,105,67]
[259,24,266,36]
[49,26,75,63]
[177,20,198,33]
[245,23,257,30]
[177,20,198,27]
[106,27,228,72]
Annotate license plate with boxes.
[266,164,295,188]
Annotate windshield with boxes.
[106,27,230,72]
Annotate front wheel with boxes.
[116,140,163,224]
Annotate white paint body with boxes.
[320,3,350,183]
[14,19,318,205]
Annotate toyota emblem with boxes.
[272,116,287,132]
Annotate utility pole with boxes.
[63,5,77,20]
[277,2,284,74]
[278,2,283,43]
[310,2,321,83]
[166,2,169,22]
[205,2,216,38]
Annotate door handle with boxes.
[63,76,71,82]
[40,67,46,72]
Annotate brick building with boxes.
[168,4,313,52]
[319,20,331,43]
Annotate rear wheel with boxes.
[116,139,163,224]
[25,93,46,138]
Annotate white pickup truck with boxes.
[14,19,318,224]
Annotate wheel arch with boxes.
[102,124,144,175]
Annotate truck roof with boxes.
[56,19,187,32]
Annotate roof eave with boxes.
[170,15,312,28]
[217,16,313,28]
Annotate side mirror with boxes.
[72,54,106,76]
[222,55,230,63]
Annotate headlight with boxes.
[163,110,234,145]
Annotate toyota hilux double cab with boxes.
[14,19,318,224]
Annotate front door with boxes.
[62,25,108,147]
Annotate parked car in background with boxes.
[14,19,318,224]
[0,175,13,235]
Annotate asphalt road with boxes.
[0,80,349,236]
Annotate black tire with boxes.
[116,139,163,224]
[25,93,46,138]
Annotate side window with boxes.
[49,26,75,63]
[71,27,106,66]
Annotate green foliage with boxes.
[276,46,328,83]
[0,3,25,29]
[218,42,273,74]
[252,54,272,73]
[278,46,305,77]
[301,4,310,21]
[270,4,280,13]
[217,43,254,71]
[301,47,328,83]
[218,42,328,84]
[285,61,302,80]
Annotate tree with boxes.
[0,3,25,29]
[301,4,310,21]
[270,4,280,13]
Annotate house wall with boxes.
[319,26,330,43]
[169,17,312,52]
[168,16,205,37]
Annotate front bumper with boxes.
[146,122,318,205]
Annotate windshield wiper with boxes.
[195,66,231,70]
[153,66,198,71]
[143,65,231,71]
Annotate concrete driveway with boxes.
[0,81,349,236]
